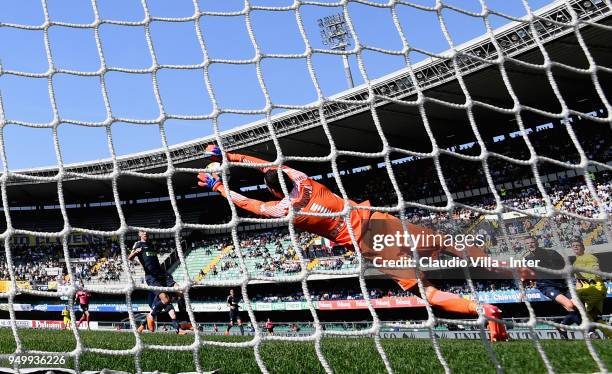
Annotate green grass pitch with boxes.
[0,328,610,373]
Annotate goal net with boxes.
[0,0,611,373]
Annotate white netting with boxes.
[0,0,610,373]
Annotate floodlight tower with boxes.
[318,13,354,88]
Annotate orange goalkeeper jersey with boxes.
[217,153,372,248]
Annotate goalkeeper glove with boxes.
[197,172,222,192]
[204,144,222,162]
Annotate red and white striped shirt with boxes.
[75,290,90,305]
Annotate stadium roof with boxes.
[3,0,611,204]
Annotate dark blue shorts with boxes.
[145,274,176,305]
[229,308,240,322]
[145,274,176,288]
[537,280,569,300]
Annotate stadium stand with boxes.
[1,176,609,286]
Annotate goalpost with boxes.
[0,0,610,373]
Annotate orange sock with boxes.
[426,288,477,316]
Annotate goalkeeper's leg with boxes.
[398,279,508,341]
[360,212,507,341]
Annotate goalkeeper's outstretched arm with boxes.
[205,145,308,184]
[197,172,289,218]
[217,184,289,218]
[200,145,307,218]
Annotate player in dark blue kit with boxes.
[225,289,244,336]
[129,230,188,335]
[522,236,578,339]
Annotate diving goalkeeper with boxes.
[197,145,508,341]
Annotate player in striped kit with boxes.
[197,145,508,341]
[75,280,91,329]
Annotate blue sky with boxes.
[0,0,553,170]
